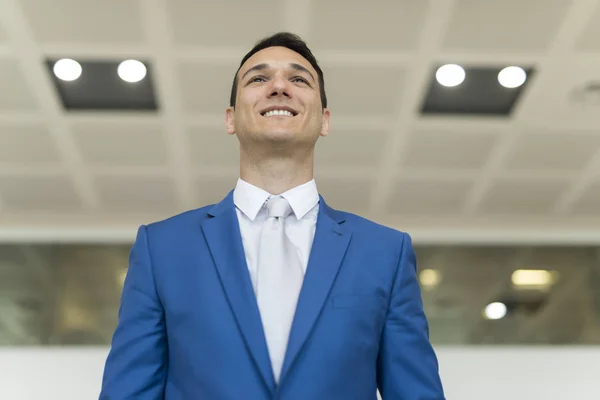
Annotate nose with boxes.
[268,75,291,99]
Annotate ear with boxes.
[320,108,330,137]
[225,107,235,135]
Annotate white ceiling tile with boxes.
[315,128,387,168]
[570,181,600,215]
[323,65,406,115]
[574,2,600,52]
[0,124,61,165]
[387,179,474,215]
[503,132,600,171]
[189,127,238,167]
[517,60,600,126]
[479,179,570,214]
[194,176,239,206]
[402,129,499,170]
[0,23,7,43]
[95,175,178,214]
[0,175,82,212]
[20,0,145,44]
[0,59,37,111]
[442,0,571,51]
[167,0,283,46]
[177,62,233,115]
[311,0,428,51]
[71,121,168,167]
[2,0,600,235]
[317,177,374,214]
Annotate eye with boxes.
[292,77,309,84]
[249,76,266,84]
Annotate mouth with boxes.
[260,107,298,118]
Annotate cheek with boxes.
[236,105,258,127]
[241,89,263,105]
[305,104,324,124]
[236,90,260,115]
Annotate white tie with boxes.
[256,196,303,383]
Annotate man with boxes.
[100,32,445,399]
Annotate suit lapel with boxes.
[279,197,352,384]
[201,191,275,393]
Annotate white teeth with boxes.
[264,110,294,117]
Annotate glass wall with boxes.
[416,245,600,345]
[0,243,598,345]
[0,244,128,346]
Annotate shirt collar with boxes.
[233,178,319,221]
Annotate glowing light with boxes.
[118,59,147,83]
[53,59,82,81]
[436,64,465,87]
[484,302,507,320]
[498,66,527,88]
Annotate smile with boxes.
[260,108,298,117]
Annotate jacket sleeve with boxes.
[99,225,167,399]
[376,232,445,399]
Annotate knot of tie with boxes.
[267,196,293,219]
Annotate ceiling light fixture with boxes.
[436,64,465,87]
[511,269,555,287]
[117,59,147,83]
[498,66,527,88]
[483,302,507,320]
[53,58,82,82]
[419,269,441,289]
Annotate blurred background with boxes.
[1,0,600,398]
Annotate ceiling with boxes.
[1,0,600,243]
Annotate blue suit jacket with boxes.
[100,191,445,399]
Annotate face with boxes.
[225,46,330,151]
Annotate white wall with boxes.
[0,346,598,399]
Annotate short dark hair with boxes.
[229,32,327,109]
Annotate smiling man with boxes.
[100,32,445,400]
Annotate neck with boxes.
[239,145,314,195]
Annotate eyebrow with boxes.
[241,63,316,83]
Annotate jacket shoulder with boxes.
[338,210,408,240]
[144,204,215,232]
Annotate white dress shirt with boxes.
[233,178,320,294]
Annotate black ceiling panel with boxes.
[421,65,535,116]
[46,59,158,111]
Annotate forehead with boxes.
[238,46,317,77]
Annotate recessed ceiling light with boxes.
[118,59,147,83]
[436,64,465,87]
[419,269,441,288]
[483,302,507,320]
[498,66,527,88]
[53,58,82,82]
[511,269,556,287]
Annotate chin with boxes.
[262,129,297,141]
